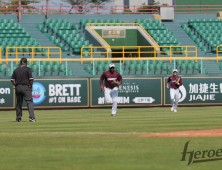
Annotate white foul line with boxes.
[0,132,150,135]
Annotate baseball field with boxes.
[0,107,222,170]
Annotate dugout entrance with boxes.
[85,24,158,59]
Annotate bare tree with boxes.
[61,0,113,13]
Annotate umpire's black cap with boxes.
[20,58,27,64]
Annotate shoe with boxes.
[29,118,37,122]
[111,114,116,116]
[16,118,22,122]
[174,109,177,112]
[171,107,174,111]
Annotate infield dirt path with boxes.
[140,129,222,137]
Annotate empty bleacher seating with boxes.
[0,19,43,54]
[183,19,222,52]
[38,19,93,53]
[137,19,184,54]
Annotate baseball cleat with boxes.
[16,118,22,122]
[111,114,116,116]
[29,118,37,122]
[171,107,174,111]
[174,109,177,112]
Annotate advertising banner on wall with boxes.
[90,78,162,107]
[164,77,222,105]
[0,80,14,109]
[22,79,89,108]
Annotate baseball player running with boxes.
[166,69,182,112]
[100,63,122,116]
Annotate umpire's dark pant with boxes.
[15,85,35,119]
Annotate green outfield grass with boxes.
[0,107,222,170]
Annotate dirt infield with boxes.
[140,129,222,137]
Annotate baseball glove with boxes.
[176,77,180,85]
[112,80,119,87]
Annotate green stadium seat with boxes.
[31,65,38,72]
[129,64,135,74]
[85,66,91,72]
[59,65,66,72]
[0,65,6,72]
[41,28,47,33]
[37,25,43,30]
[67,70,74,76]
[73,24,79,30]
[135,64,142,74]
[149,64,154,71]
[193,63,199,70]
[103,64,109,71]
[52,65,59,72]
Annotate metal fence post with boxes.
[93,60,95,75]
[201,59,203,74]
[66,60,68,76]
[120,60,122,74]
[11,61,13,75]
[174,59,176,69]
[38,60,40,76]
[147,60,149,75]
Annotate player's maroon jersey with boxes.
[167,75,182,89]
[100,70,122,89]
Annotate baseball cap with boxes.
[20,58,27,64]
[109,63,115,68]
[173,69,178,72]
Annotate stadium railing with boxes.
[5,47,62,64]
[216,45,222,61]
[1,57,219,76]
[1,5,222,15]
[81,46,197,63]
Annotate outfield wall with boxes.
[1,75,222,109]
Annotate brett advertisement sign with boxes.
[21,79,89,108]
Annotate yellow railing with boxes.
[6,47,62,64]
[87,23,159,49]
[0,57,220,63]
[217,45,222,61]
[0,47,2,64]
[81,46,197,64]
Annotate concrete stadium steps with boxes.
[163,21,209,57]
[19,14,46,24]
[0,14,18,21]
[19,23,56,47]
[202,61,221,74]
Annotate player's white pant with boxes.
[104,87,118,114]
[170,88,179,109]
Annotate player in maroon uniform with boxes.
[100,63,122,116]
[166,69,182,112]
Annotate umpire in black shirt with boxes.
[11,58,36,122]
